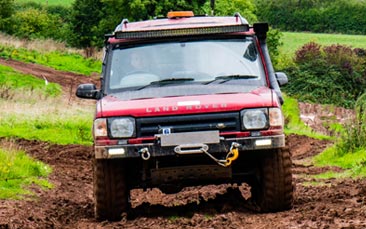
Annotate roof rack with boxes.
[115,18,129,32]
[114,24,249,39]
[112,11,250,40]
[234,12,249,25]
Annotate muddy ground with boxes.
[0,58,365,228]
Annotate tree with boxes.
[0,0,15,31]
[68,0,105,53]
[0,0,14,18]
[68,0,255,50]
[8,8,61,40]
[202,0,257,23]
[67,0,209,50]
[98,0,207,37]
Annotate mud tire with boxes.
[94,159,129,221]
[253,148,293,212]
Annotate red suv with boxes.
[77,11,293,221]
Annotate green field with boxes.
[0,147,52,199]
[15,0,74,6]
[281,32,366,56]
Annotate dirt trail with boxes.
[0,58,365,228]
[1,136,365,229]
[0,58,100,101]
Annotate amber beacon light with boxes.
[167,11,194,18]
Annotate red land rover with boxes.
[76,11,293,221]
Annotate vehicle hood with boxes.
[96,86,278,118]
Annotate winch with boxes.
[139,141,241,167]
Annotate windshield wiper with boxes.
[204,75,258,84]
[137,78,194,90]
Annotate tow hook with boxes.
[139,147,151,160]
[225,142,240,167]
[202,142,241,167]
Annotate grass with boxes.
[310,94,366,179]
[313,146,366,178]
[0,64,94,145]
[0,44,101,76]
[280,32,366,56]
[282,91,366,180]
[312,171,352,180]
[0,33,96,58]
[0,98,94,145]
[15,0,74,7]
[0,145,52,199]
[0,64,61,98]
[278,31,366,179]
[282,94,330,140]
[0,63,92,199]
[302,181,331,187]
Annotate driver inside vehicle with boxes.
[119,50,160,87]
[127,51,148,73]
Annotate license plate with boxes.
[159,131,220,147]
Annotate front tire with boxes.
[94,159,129,221]
[252,148,293,212]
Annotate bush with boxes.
[5,8,63,40]
[202,0,257,23]
[0,0,15,32]
[267,28,283,65]
[256,0,366,35]
[0,0,14,19]
[336,93,366,155]
[2,3,71,42]
[283,42,366,108]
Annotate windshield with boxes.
[106,38,266,92]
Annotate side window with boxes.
[109,51,126,88]
[243,42,258,61]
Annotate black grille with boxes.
[136,112,240,137]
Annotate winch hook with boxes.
[201,142,241,167]
[225,142,241,167]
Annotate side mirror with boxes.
[76,84,101,100]
[275,72,288,86]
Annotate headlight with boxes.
[269,108,284,127]
[241,108,269,130]
[109,117,135,138]
[94,118,107,137]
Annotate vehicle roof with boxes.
[115,15,248,32]
[108,13,254,43]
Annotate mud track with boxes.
[1,58,365,228]
[0,58,99,102]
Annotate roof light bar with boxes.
[114,24,249,40]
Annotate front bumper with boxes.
[94,132,285,159]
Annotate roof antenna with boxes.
[210,0,215,16]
